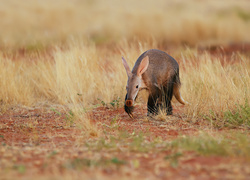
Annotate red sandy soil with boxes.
[0,105,249,179]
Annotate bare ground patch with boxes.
[0,105,249,179]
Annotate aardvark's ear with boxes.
[122,57,132,78]
[137,56,149,77]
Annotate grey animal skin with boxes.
[122,49,187,118]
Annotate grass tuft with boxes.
[65,157,126,170]
[169,132,250,157]
[205,99,250,128]
[223,99,250,128]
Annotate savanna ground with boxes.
[0,0,250,179]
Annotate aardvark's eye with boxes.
[136,85,139,88]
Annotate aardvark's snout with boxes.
[125,100,133,107]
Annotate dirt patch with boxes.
[91,105,207,139]
[0,105,249,179]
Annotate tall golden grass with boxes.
[179,49,249,118]
[0,41,249,116]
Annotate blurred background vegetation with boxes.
[0,0,250,50]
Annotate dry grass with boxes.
[1,41,249,121]
[179,49,250,118]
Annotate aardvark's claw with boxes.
[128,113,133,119]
